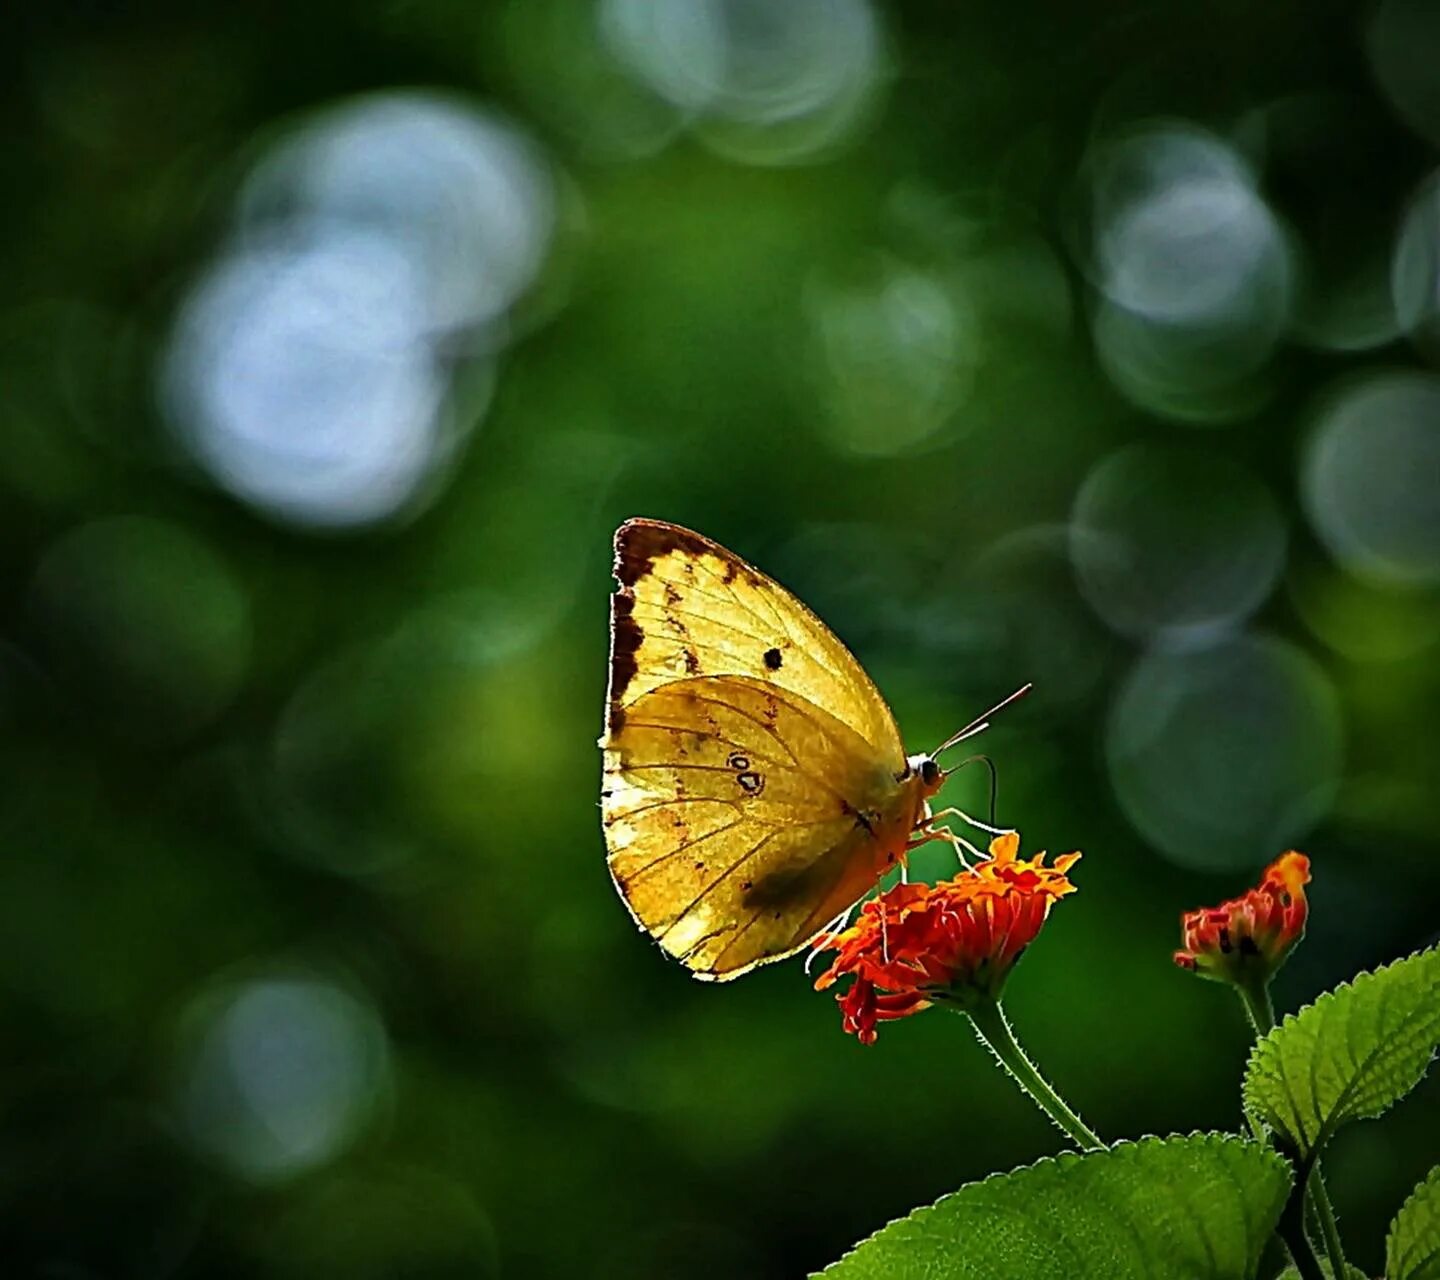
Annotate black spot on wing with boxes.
[763,647,782,670]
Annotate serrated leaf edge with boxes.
[1387,1163,1440,1280]
[810,1131,1291,1279]
[1242,945,1440,1152]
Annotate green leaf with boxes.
[1243,946,1440,1159]
[816,1134,1290,1280]
[1275,1265,1367,1279]
[1389,1165,1440,1280]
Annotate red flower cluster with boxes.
[812,833,1081,1044]
[1174,851,1310,983]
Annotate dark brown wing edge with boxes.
[603,518,754,737]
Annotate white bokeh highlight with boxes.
[163,92,554,529]
[1106,634,1343,872]
[1302,371,1440,587]
[165,231,457,528]
[599,0,885,163]
[179,976,389,1183]
[1070,443,1286,640]
[238,94,555,332]
[806,259,978,456]
[1079,123,1293,422]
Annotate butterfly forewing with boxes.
[605,519,905,771]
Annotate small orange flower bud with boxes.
[812,833,1081,1044]
[1173,851,1310,984]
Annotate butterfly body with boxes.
[600,518,947,981]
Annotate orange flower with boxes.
[812,833,1081,1044]
[1174,851,1310,983]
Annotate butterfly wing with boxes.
[600,519,919,979]
[604,518,905,772]
[602,674,917,979]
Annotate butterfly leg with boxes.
[804,902,859,975]
[908,823,982,869]
[927,806,1014,839]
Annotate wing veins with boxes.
[630,599,791,655]
[658,818,847,944]
[619,820,746,884]
[604,795,740,821]
[616,754,850,814]
[618,721,801,771]
[646,578,855,693]
[682,690,873,789]
[710,841,857,969]
[641,567,838,680]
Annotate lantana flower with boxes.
[1173,851,1311,985]
[812,832,1081,1044]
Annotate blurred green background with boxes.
[3,1,1439,1276]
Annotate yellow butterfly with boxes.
[599,517,1022,981]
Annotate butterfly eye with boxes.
[920,758,941,787]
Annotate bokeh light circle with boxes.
[805,258,978,456]
[164,230,461,529]
[1288,560,1440,664]
[177,974,390,1184]
[239,92,556,332]
[163,91,557,530]
[1070,443,1287,639]
[1098,161,1281,328]
[599,0,885,164]
[1106,633,1342,871]
[1077,123,1293,422]
[965,526,1116,711]
[26,515,251,741]
[1392,169,1440,361]
[1302,371,1440,586]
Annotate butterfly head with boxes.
[905,754,946,798]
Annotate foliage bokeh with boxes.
[3,1,1439,1276]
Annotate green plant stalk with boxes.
[1236,976,1349,1279]
[1304,1162,1347,1279]
[962,1000,1105,1151]
[1277,1175,1328,1280]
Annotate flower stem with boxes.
[1235,978,1350,1280]
[1236,975,1276,1040]
[963,1001,1104,1151]
[1307,1166,1348,1280]
[1278,1179,1327,1280]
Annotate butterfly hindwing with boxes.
[602,674,916,979]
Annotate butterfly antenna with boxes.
[931,683,1032,758]
[944,753,999,827]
